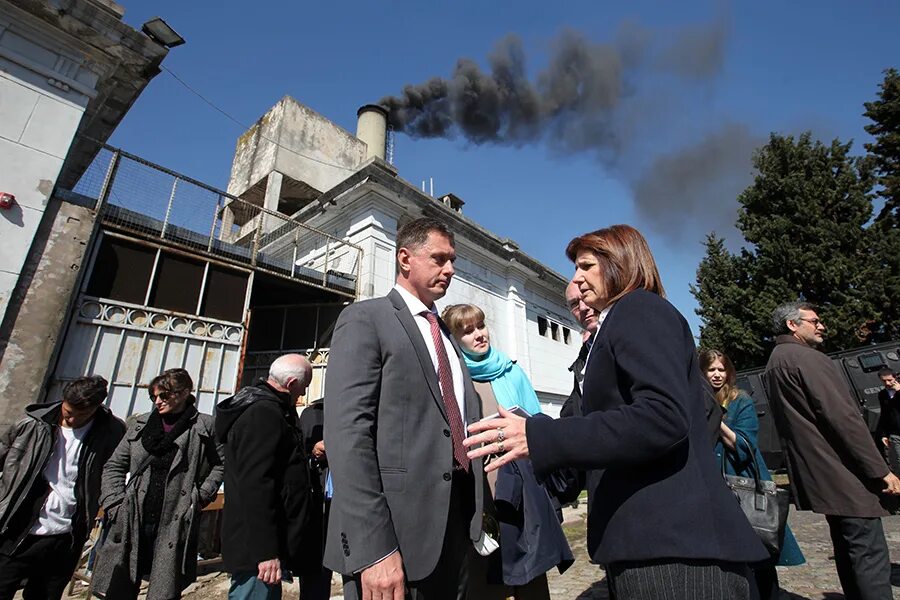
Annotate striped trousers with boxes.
[607,559,757,600]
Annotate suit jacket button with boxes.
[344,549,350,556]
[443,429,450,437]
[443,472,451,481]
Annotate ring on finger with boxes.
[496,428,505,442]
[497,441,505,453]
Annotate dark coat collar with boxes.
[775,334,813,348]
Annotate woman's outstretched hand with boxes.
[464,404,529,473]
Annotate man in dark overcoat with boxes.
[216,354,314,600]
[764,301,900,600]
[560,281,598,419]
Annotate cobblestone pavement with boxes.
[546,506,900,600]
[57,506,900,599]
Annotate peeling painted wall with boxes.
[0,1,100,324]
[0,199,96,426]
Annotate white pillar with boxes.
[264,171,283,212]
[505,277,529,371]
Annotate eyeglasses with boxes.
[150,389,187,400]
[796,317,824,328]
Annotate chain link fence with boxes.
[70,146,361,297]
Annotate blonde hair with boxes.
[698,349,740,407]
[441,304,486,338]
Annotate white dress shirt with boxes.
[359,285,469,572]
[393,284,467,425]
[581,305,612,392]
[31,420,93,535]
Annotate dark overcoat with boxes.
[764,335,889,517]
[526,289,768,566]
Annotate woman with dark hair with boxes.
[700,349,805,600]
[465,225,769,600]
[92,368,224,600]
[441,303,572,600]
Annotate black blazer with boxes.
[527,289,768,565]
[876,388,900,438]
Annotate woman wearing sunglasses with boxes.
[93,368,224,600]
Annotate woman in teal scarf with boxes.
[442,304,572,600]
[441,304,543,416]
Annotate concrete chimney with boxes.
[356,104,388,161]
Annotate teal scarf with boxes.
[462,346,542,416]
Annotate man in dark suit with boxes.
[560,281,598,418]
[324,217,486,600]
[876,368,900,475]
[765,302,900,600]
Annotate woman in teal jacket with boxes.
[701,349,805,600]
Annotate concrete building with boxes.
[4,91,581,424]
[0,0,174,425]
[221,97,581,412]
[58,97,579,418]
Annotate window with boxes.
[149,254,204,314]
[201,266,248,322]
[536,315,573,345]
[247,304,347,352]
[538,316,549,337]
[86,238,155,304]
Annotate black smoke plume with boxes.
[380,20,756,242]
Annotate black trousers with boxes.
[825,515,892,600]
[343,469,474,600]
[607,558,757,600]
[751,559,779,600]
[0,533,82,600]
[301,566,333,600]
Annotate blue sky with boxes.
[110,1,900,342]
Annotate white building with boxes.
[0,0,175,426]
[25,96,581,421]
[224,99,582,414]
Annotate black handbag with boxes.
[721,431,790,557]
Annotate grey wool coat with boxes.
[92,409,224,599]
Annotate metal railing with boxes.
[71,146,361,297]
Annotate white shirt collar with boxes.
[582,305,612,381]
[393,283,435,317]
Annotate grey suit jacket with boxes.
[323,288,486,581]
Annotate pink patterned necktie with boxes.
[421,311,469,472]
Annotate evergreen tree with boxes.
[692,235,759,367]
[864,68,900,224]
[864,68,900,339]
[694,133,878,368]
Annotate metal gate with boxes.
[47,294,244,419]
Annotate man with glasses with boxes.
[560,281,599,418]
[764,301,900,600]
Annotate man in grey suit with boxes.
[324,217,486,600]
